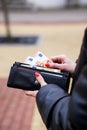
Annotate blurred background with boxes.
[0,0,87,130]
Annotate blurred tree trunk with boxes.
[1,0,11,39]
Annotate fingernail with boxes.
[35,72,40,77]
[45,63,50,67]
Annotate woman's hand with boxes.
[45,55,76,76]
[24,72,47,97]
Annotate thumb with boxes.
[35,72,47,87]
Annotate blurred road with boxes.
[0,8,87,23]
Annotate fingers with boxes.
[50,55,66,63]
[24,72,47,97]
[35,72,47,87]
[45,55,67,69]
[45,62,66,70]
[24,90,38,97]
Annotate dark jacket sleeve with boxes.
[36,65,87,130]
[66,65,87,130]
[36,83,70,130]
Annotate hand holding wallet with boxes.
[7,62,70,92]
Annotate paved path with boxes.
[0,78,35,130]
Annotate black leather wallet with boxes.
[7,62,70,91]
